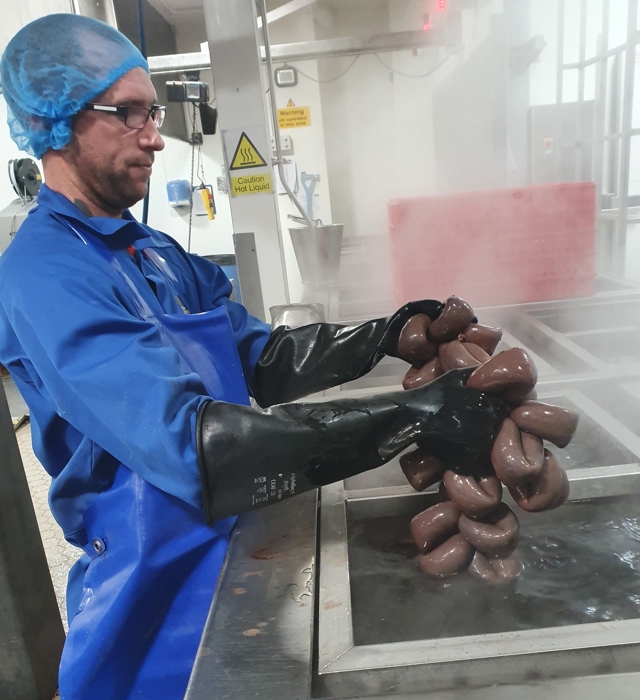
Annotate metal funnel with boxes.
[288,223,344,290]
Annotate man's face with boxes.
[66,67,165,213]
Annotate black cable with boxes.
[141,176,150,226]
[293,55,361,83]
[136,0,147,57]
[137,0,150,225]
[281,51,449,84]
[187,103,197,253]
[196,144,206,187]
[373,51,452,78]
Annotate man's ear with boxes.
[59,124,83,161]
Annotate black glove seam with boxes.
[196,400,215,526]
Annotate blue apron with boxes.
[58,224,250,700]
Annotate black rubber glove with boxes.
[197,368,507,523]
[251,299,445,407]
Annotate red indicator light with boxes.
[423,12,431,30]
[438,0,446,10]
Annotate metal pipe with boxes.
[555,0,565,185]
[556,0,565,107]
[593,0,610,274]
[256,0,318,28]
[147,49,212,75]
[615,0,638,276]
[147,30,445,75]
[593,0,610,195]
[257,0,314,228]
[563,40,638,69]
[608,54,621,197]
[576,0,587,181]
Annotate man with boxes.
[0,14,506,700]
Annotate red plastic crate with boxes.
[389,183,595,308]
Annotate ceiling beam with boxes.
[256,0,318,27]
[148,28,448,73]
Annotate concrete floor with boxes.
[4,375,79,631]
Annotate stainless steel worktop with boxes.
[186,491,318,700]
[187,283,640,699]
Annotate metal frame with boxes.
[202,0,290,317]
[555,0,640,276]
[147,30,448,74]
[0,382,65,699]
[480,291,640,380]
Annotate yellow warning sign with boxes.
[231,173,273,197]
[229,132,268,170]
[286,99,296,107]
[277,106,311,129]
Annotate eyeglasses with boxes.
[83,103,166,130]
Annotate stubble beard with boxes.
[68,143,149,214]
[94,161,149,212]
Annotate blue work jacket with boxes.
[0,184,270,548]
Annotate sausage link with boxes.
[458,502,520,557]
[468,551,522,585]
[402,356,444,389]
[438,340,487,371]
[428,296,475,342]
[491,418,544,487]
[442,471,502,518]
[466,347,538,404]
[510,401,579,448]
[458,323,503,355]
[464,342,492,363]
[400,449,446,492]
[418,533,475,577]
[410,501,461,553]
[398,314,438,365]
[508,449,570,513]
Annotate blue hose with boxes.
[137,0,150,225]
[300,172,316,220]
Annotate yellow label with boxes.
[231,173,273,196]
[229,132,268,170]
[286,98,296,107]
[277,106,311,129]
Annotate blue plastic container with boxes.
[166,179,191,207]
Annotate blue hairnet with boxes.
[1,14,148,159]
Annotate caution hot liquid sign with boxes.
[223,128,273,196]
[230,173,272,196]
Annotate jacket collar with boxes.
[35,184,151,242]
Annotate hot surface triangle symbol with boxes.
[229,132,268,170]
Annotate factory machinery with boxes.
[186,277,640,700]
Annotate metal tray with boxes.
[316,391,640,698]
